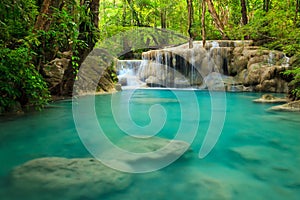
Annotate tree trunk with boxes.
[34,0,64,31]
[161,9,167,29]
[263,0,270,12]
[122,0,127,26]
[206,0,228,39]
[61,0,100,96]
[240,0,249,39]
[187,0,193,48]
[241,0,248,25]
[126,0,141,26]
[295,0,299,26]
[202,0,206,48]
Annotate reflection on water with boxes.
[0,90,299,200]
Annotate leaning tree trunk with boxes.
[202,0,206,48]
[206,0,228,39]
[34,0,64,31]
[187,0,194,48]
[34,0,65,70]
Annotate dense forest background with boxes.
[0,0,299,113]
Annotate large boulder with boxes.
[73,48,118,95]
[43,57,70,92]
[8,157,132,200]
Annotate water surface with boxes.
[0,90,299,199]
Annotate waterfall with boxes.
[116,41,231,90]
[116,60,145,89]
[282,54,290,67]
[114,40,291,93]
[268,52,275,66]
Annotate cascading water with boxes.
[116,40,290,92]
[116,41,230,89]
[116,60,145,89]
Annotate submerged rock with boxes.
[101,136,192,172]
[9,157,132,200]
[269,100,300,112]
[228,145,300,187]
[253,94,287,103]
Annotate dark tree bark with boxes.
[263,0,271,12]
[202,0,206,48]
[241,0,249,39]
[206,0,228,39]
[187,0,194,48]
[295,0,299,26]
[34,0,64,31]
[241,0,248,25]
[161,9,167,29]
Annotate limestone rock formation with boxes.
[232,46,289,93]
[42,52,71,94]
[269,100,300,112]
[73,48,118,95]
[43,49,118,97]
[9,157,132,200]
[136,40,291,93]
[253,94,287,103]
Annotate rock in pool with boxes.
[253,94,287,103]
[269,100,300,112]
[8,157,132,200]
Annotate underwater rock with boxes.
[101,136,192,172]
[253,94,287,103]
[9,157,132,200]
[269,100,300,112]
[229,145,300,187]
[183,172,232,199]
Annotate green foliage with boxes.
[0,0,51,112]
[0,0,100,112]
[108,62,119,84]
[0,0,38,46]
[0,46,50,110]
[283,54,300,99]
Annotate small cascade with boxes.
[116,60,145,89]
[267,51,290,68]
[282,54,290,67]
[268,52,275,66]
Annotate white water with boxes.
[116,41,290,91]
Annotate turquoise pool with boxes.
[0,90,299,200]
